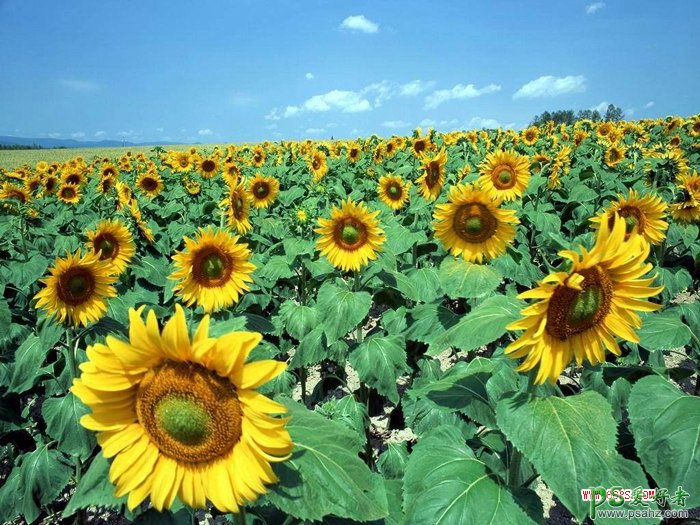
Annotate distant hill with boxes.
[0,136,191,149]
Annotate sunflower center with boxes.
[426,162,440,186]
[66,174,81,185]
[136,362,242,463]
[142,177,158,192]
[254,183,269,198]
[341,225,360,245]
[545,266,613,340]
[492,165,517,189]
[453,203,498,243]
[94,234,118,260]
[202,160,216,172]
[57,267,95,306]
[61,187,76,199]
[312,159,321,170]
[194,248,232,286]
[387,184,401,199]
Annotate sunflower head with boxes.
[198,156,220,179]
[377,174,410,210]
[416,147,447,201]
[315,199,385,272]
[249,173,280,209]
[222,183,252,234]
[478,150,531,202]
[137,171,164,198]
[590,190,668,246]
[58,183,81,205]
[308,150,328,183]
[86,219,136,275]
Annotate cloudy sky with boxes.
[0,0,697,143]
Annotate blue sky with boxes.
[0,0,697,143]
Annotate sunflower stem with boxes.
[18,214,29,262]
[233,507,247,525]
[65,327,85,525]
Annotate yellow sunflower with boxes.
[58,183,81,205]
[590,190,668,246]
[604,144,626,168]
[136,171,164,199]
[346,143,362,163]
[433,184,519,263]
[478,150,531,202]
[197,156,220,179]
[251,146,266,168]
[670,192,700,223]
[0,182,31,204]
[170,227,255,313]
[34,250,118,326]
[411,136,433,157]
[248,173,280,209]
[315,199,385,272]
[42,174,60,196]
[308,150,328,183]
[505,214,663,384]
[677,172,700,200]
[61,169,87,187]
[222,161,241,187]
[171,151,195,173]
[416,147,447,201]
[100,163,119,180]
[377,174,410,210]
[521,126,539,146]
[71,304,292,513]
[86,220,136,275]
[222,183,252,234]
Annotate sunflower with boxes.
[478,150,531,202]
[372,143,384,164]
[222,161,241,187]
[315,199,385,272]
[136,171,164,198]
[689,116,700,137]
[604,144,626,168]
[34,250,118,326]
[590,190,668,246]
[677,172,700,200]
[248,173,279,209]
[221,183,251,234]
[521,126,539,146]
[377,174,410,210]
[531,154,550,174]
[58,183,81,205]
[172,151,194,173]
[411,136,433,157]
[0,182,31,204]
[670,191,700,223]
[86,220,136,275]
[573,130,589,147]
[197,156,220,179]
[308,150,328,183]
[505,214,663,384]
[251,146,266,168]
[100,163,119,180]
[433,184,518,263]
[346,143,361,163]
[170,227,255,313]
[71,304,292,512]
[42,174,59,195]
[416,147,447,201]
[184,177,202,196]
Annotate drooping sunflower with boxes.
[308,150,328,183]
[71,304,292,513]
[377,174,410,210]
[248,173,280,209]
[478,150,531,202]
[86,219,136,275]
[222,161,241,187]
[677,172,700,200]
[0,182,31,204]
[416,147,447,201]
[315,199,385,272]
[136,171,164,199]
[222,183,252,234]
[170,227,255,313]
[197,156,220,179]
[604,144,626,168]
[590,190,668,246]
[433,184,519,263]
[58,183,81,205]
[34,250,118,326]
[42,174,59,195]
[505,214,664,384]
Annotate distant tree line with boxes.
[530,104,624,126]
[0,143,44,150]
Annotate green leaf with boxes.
[569,184,599,202]
[497,391,657,523]
[8,335,49,394]
[0,299,11,334]
[628,375,700,509]
[132,254,169,287]
[637,308,691,351]
[405,267,442,302]
[404,302,459,354]
[19,444,73,523]
[5,253,50,290]
[277,301,318,341]
[316,395,368,441]
[42,393,96,460]
[267,398,388,522]
[377,442,409,480]
[438,258,502,299]
[316,280,372,341]
[64,452,126,516]
[349,335,409,404]
[403,426,537,525]
[257,255,296,281]
[655,267,693,302]
[289,326,327,369]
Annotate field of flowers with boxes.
[0,115,699,524]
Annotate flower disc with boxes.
[478,150,531,202]
[249,173,280,209]
[377,174,410,210]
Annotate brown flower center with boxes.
[492,165,516,189]
[334,219,368,250]
[192,247,233,287]
[93,233,119,260]
[452,203,498,243]
[57,267,95,306]
[141,177,159,192]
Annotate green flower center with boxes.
[568,286,603,326]
[155,396,211,446]
[201,253,225,279]
[341,224,360,245]
[255,184,268,197]
[98,238,115,258]
[464,216,483,234]
[497,169,512,185]
[68,275,89,297]
[388,185,400,197]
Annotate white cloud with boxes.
[305,90,371,112]
[156,127,164,133]
[585,2,605,14]
[400,80,435,97]
[117,130,136,138]
[305,128,326,135]
[625,108,636,117]
[424,83,501,109]
[513,75,586,99]
[645,101,655,108]
[468,117,515,129]
[265,123,278,130]
[47,132,61,139]
[339,15,379,34]
[70,132,86,139]
[59,79,98,92]
[94,131,107,138]
[305,72,315,80]
[592,101,609,114]
[440,119,459,126]
[230,93,255,107]
[382,120,411,129]
[420,118,437,127]
[198,129,213,136]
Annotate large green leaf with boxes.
[316,280,372,341]
[404,302,459,354]
[438,258,502,299]
[8,335,50,394]
[256,255,297,281]
[131,254,169,287]
[277,301,319,341]
[3,253,50,290]
[403,426,537,525]
[289,326,327,369]
[496,391,658,524]
[266,398,388,522]
[628,375,700,509]
[348,335,409,404]
[637,308,691,351]
[18,444,73,523]
[405,267,442,303]
[64,452,126,516]
[42,393,96,460]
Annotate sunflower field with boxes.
[0,115,699,525]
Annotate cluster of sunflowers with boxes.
[0,113,699,520]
